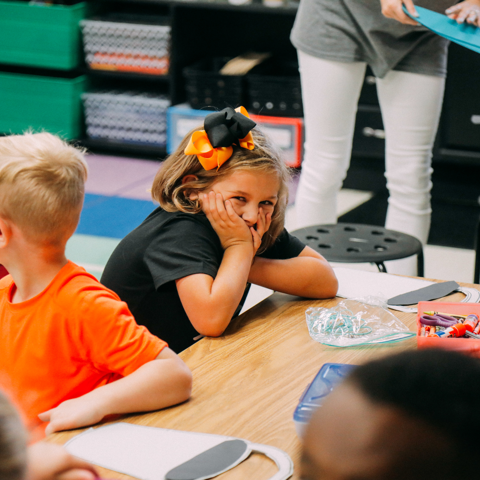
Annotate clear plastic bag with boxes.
[306,298,415,347]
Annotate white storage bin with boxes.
[83,91,170,147]
[81,19,170,75]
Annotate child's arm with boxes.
[176,192,269,337]
[27,442,97,480]
[248,246,338,299]
[38,347,192,435]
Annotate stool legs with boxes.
[375,249,424,277]
[417,248,424,278]
[375,262,387,273]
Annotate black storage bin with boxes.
[246,61,302,117]
[441,43,480,151]
[183,57,244,110]
[358,67,379,106]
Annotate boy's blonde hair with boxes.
[152,127,291,253]
[0,132,88,246]
[0,391,27,480]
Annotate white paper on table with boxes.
[67,424,223,479]
[334,267,434,302]
[333,267,478,313]
[240,284,274,315]
[65,423,293,480]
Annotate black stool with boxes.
[292,223,424,277]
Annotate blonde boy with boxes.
[0,133,192,435]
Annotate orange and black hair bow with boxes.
[184,106,256,170]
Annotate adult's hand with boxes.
[380,0,419,25]
[446,0,480,26]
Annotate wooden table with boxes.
[51,286,475,480]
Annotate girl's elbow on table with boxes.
[319,266,339,299]
[300,266,338,299]
[319,273,339,299]
[299,248,339,299]
[193,324,228,338]
[190,313,231,338]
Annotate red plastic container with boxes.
[251,114,303,168]
[417,301,480,357]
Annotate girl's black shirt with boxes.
[101,207,306,352]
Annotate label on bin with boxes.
[258,126,292,149]
[178,118,204,137]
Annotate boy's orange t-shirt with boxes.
[0,261,167,430]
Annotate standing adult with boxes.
[291,0,480,274]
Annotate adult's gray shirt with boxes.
[291,0,454,78]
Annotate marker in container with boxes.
[428,323,468,338]
[429,330,449,338]
[464,314,479,331]
[474,321,480,335]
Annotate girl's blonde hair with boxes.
[152,127,291,253]
[0,391,27,480]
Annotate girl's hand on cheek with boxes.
[202,192,253,250]
[251,209,272,254]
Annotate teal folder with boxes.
[404,5,480,53]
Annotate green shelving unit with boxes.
[0,1,88,70]
[0,72,87,140]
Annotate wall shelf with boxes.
[79,138,167,159]
[85,68,171,84]
[1,0,479,165]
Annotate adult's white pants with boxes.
[295,51,445,274]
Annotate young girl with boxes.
[101,107,338,352]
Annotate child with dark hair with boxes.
[301,349,480,480]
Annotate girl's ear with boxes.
[182,175,200,200]
[182,175,198,185]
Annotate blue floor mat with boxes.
[77,193,157,239]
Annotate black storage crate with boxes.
[352,105,385,159]
[183,57,244,110]
[358,67,379,106]
[441,43,480,152]
[246,61,302,117]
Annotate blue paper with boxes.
[403,5,480,53]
